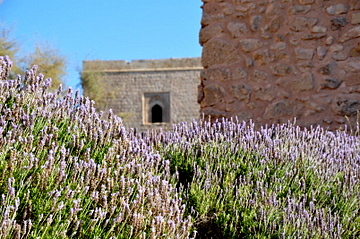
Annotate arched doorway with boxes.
[151,104,163,123]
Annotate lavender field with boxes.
[0,56,359,238]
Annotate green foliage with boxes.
[25,45,66,90]
[0,26,66,89]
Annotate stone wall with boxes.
[82,58,202,132]
[199,0,360,130]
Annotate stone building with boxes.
[199,0,360,130]
[82,57,202,132]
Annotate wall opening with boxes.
[151,104,163,123]
[143,92,170,124]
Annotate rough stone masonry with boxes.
[199,0,360,130]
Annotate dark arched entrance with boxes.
[151,104,163,123]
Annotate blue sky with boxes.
[0,1,203,90]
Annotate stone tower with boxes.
[199,0,360,130]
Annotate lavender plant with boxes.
[141,118,360,238]
[0,56,193,239]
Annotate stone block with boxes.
[311,25,327,33]
[350,0,360,10]
[294,72,314,91]
[254,87,275,101]
[321,78,343,89]
[351,13,360,24]
[227,22,249,38]
[230,83,251,101]
[318,62,336,75]
[199,24,224,45]
[290,17,318,32]
[295,47,314,60]
[329,44,344,52]
[325,36,335,45]
[202,84,226,106]
[316,46,327,59]
[300,33,327,40]
[330,17,348,30]
[339,26,360,42]
[202,39,241,67]
[332,52,348,61]
[201,67,231,82]
[270,42,287,51]
[288,5,311,15]
[250,15,262,31]
[333,95,360,116]
[264,100,293,119]
[253,49,275,65]
[253,70,268,81]
[238,39,264,52]
[299,0,314,5]
[233,67,248,79]
[326,4,349,15]
[271,64,293,76]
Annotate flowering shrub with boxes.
[0,56,192,238]
[141,119,360,238]
[0,55,359,238]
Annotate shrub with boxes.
[0,56,192,239]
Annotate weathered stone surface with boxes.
[294,72,314,91]
[270,42,286,51]
[290,17,318,32]
[271,64,293,76]
[329,44,344,52]
[318,62,336,75]
[199,24,224,45]
[253,70,267,81]
[200,0,360,130]
[253,49,274,65]
[304,102,325,116]
[321,78,343,89]
[339,26,360,42]
[350,0,360,10]
[264,15,283,33]
[198,84,204,104]
[351,12,360,24]
[332,51,348,61]
[301,33,327,40]
[235,111,253,121]
[331,17,348,30]
[311,25,327,33]
[245,57,253,67]
[230,83,251,101]
[254,86,275,101]
[325,36,335,45]
[202,84,225,106]
[342,61,360,74]
[316,46,327,59]
[333,95,360,116]
[288,5,311,15]
[201,13,224,26]
[227,22,248,38]
[295,47,314,60]
[349,42,360,57]
[202,39,241,67]
[239,39,264,52]
[233,67,248,79]
[326,4,349,15]
[299,0,315,5]
[250,15,262,31]
[264,100,293,119]
[201,67,231,82]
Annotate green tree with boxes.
[0,25,67,90]
[0,27,22,77]
[25,45,66,90]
